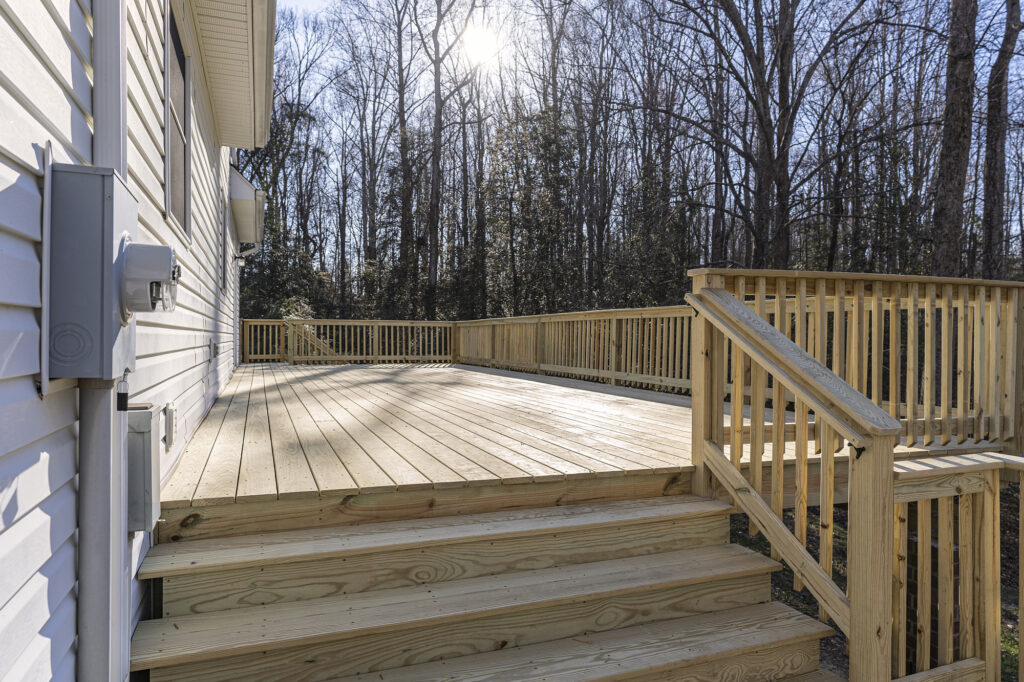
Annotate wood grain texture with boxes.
[134,544,778,671]
[160,514,730,616]
[158,471,691,542]
[318,602,830,682]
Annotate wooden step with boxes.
[133,544,778,680]
[787,671,845,681]
[144,496,732,616]
[324,601,833,681]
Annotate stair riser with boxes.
[161,515,729,616]
[149,574,771,681]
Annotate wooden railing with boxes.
[454,306,694,391]
[690,269,1024,454]
[687,274,902,679]
[687,269,1024,680]
[242,319,452,364]
[889,454,1008,680]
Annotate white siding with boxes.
[0,0,91,677]
[124,0,242,632]
[1,0,242,674]
[126,0,240,485]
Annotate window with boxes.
[220,191,229,291]
[165,8,191,237]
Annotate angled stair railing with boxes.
[687,271,1014,681]
[687,278,902,680]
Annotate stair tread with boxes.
[893,452,1012,480]
[141,496,730,577]
[131,543,776,670]
[326,602,833,681]
[786,671,845,681]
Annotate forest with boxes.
[237,0,1024,322]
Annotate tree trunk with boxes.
[931,0,977,276]
[425,18,442,319]
[981,0,1020,279]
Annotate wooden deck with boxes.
[159,362,1006,544]
[159,364,703,541]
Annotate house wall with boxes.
[0,0,241,678]
[0,0,91,679]
[125,0,241,632]
[126,0,240,483]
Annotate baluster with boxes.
[941,284,953,445]
[818,422,834,623]
[937,496,954,665]
[872,283,883,407]
[907,283,919,446]
[957,286,969,444]
[771,278,788,562]
[889,283,902,422]
[750,277,766,534]
[924,283,937,446]
[814,279,827,454]
[916,497,932,672]
[959,492,975,657]
[794,280,809,591]
[990,288,1003,442]
[835,281,847,383]
[731,335,745,469]
[852,280,866,393]
[975,288,988,440]
[893,501,908,677]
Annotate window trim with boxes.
[220,190,229,291]
[164,1,192,241]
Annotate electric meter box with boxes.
[49,165,138,380]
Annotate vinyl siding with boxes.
[1,0,242,675]
[0,0,91,676]
[124,0,241,633]
[126,0,240,484]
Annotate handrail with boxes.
[687,288,901,442]
[688,275,895,679]
[689,267,1024,290]
[689,269,1024,455]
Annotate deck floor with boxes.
[162,364,697,508]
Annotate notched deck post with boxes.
[847,435,894,681]
[689,272,724,497]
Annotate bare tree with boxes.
[981,0,1021,279]
[931,0,978,275]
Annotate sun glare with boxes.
[462,24,501,67]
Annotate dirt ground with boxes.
[730,483,1020,679]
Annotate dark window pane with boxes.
[170,126,186,224]
[169,11,186,122]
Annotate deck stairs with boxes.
[132,496,840,681]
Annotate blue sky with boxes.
[277,0,326,13]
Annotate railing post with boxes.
[690,273,724,497]
[490,322,497,368]
[451,322,459,363]
[847,435,894,681]
[1012,289,1024,456]
[285,320,294,365]
[977,468,1001,681]
[609,313,619,386]
[242,320,250,363]
[372,321,380,364]
[535,319,545,375]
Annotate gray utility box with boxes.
[49,165,137,380]
[127,405,161,532]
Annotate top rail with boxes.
[688,288,901,441]
[688,275,897,679]
[689,267,1024,290]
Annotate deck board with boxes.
[165,364,695,508]
[166,364,1007,516]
